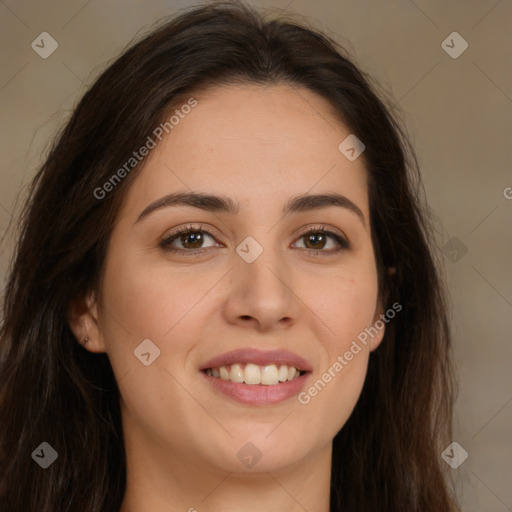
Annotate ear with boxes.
[369,267,396,351]
[369,298,386,353]
[67,290,107,353]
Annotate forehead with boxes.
[119,82,369,220]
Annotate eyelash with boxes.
[159,223,350,257]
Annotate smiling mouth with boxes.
[203,363,308,385]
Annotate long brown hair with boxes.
[0,2,459,510]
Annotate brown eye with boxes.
[177,231,205,249]
[293,227,350,255]
[160,225,219,254]
[160,224,349,256]
[303,232,328,250]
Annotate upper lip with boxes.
[199,348,313,372]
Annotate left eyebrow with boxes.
[283,192,365,225]
[134,191,366,225]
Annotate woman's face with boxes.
[76,83,385,474]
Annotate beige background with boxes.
[1,0,511,510]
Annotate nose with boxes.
[223,245,301,332]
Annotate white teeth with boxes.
[230,363,244,383]
[206,363,303,384]
[244,363,261,384]
[261,364,279,385]
[278,365,288,382]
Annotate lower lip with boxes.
[202,372,310,405]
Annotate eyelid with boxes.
[292,224,350,254]
[159,223,350,254]
[160,223,221,251]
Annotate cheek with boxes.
[98,247,220,390]
[294,262,378,436]
[101,251,211,340]
[97,255,217,447]
[306,263,379,354]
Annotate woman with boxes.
[0,2,460,511]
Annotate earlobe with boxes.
[67,291,107,353]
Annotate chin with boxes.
[200,428,318,474]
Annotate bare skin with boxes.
[69,83,385,512]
